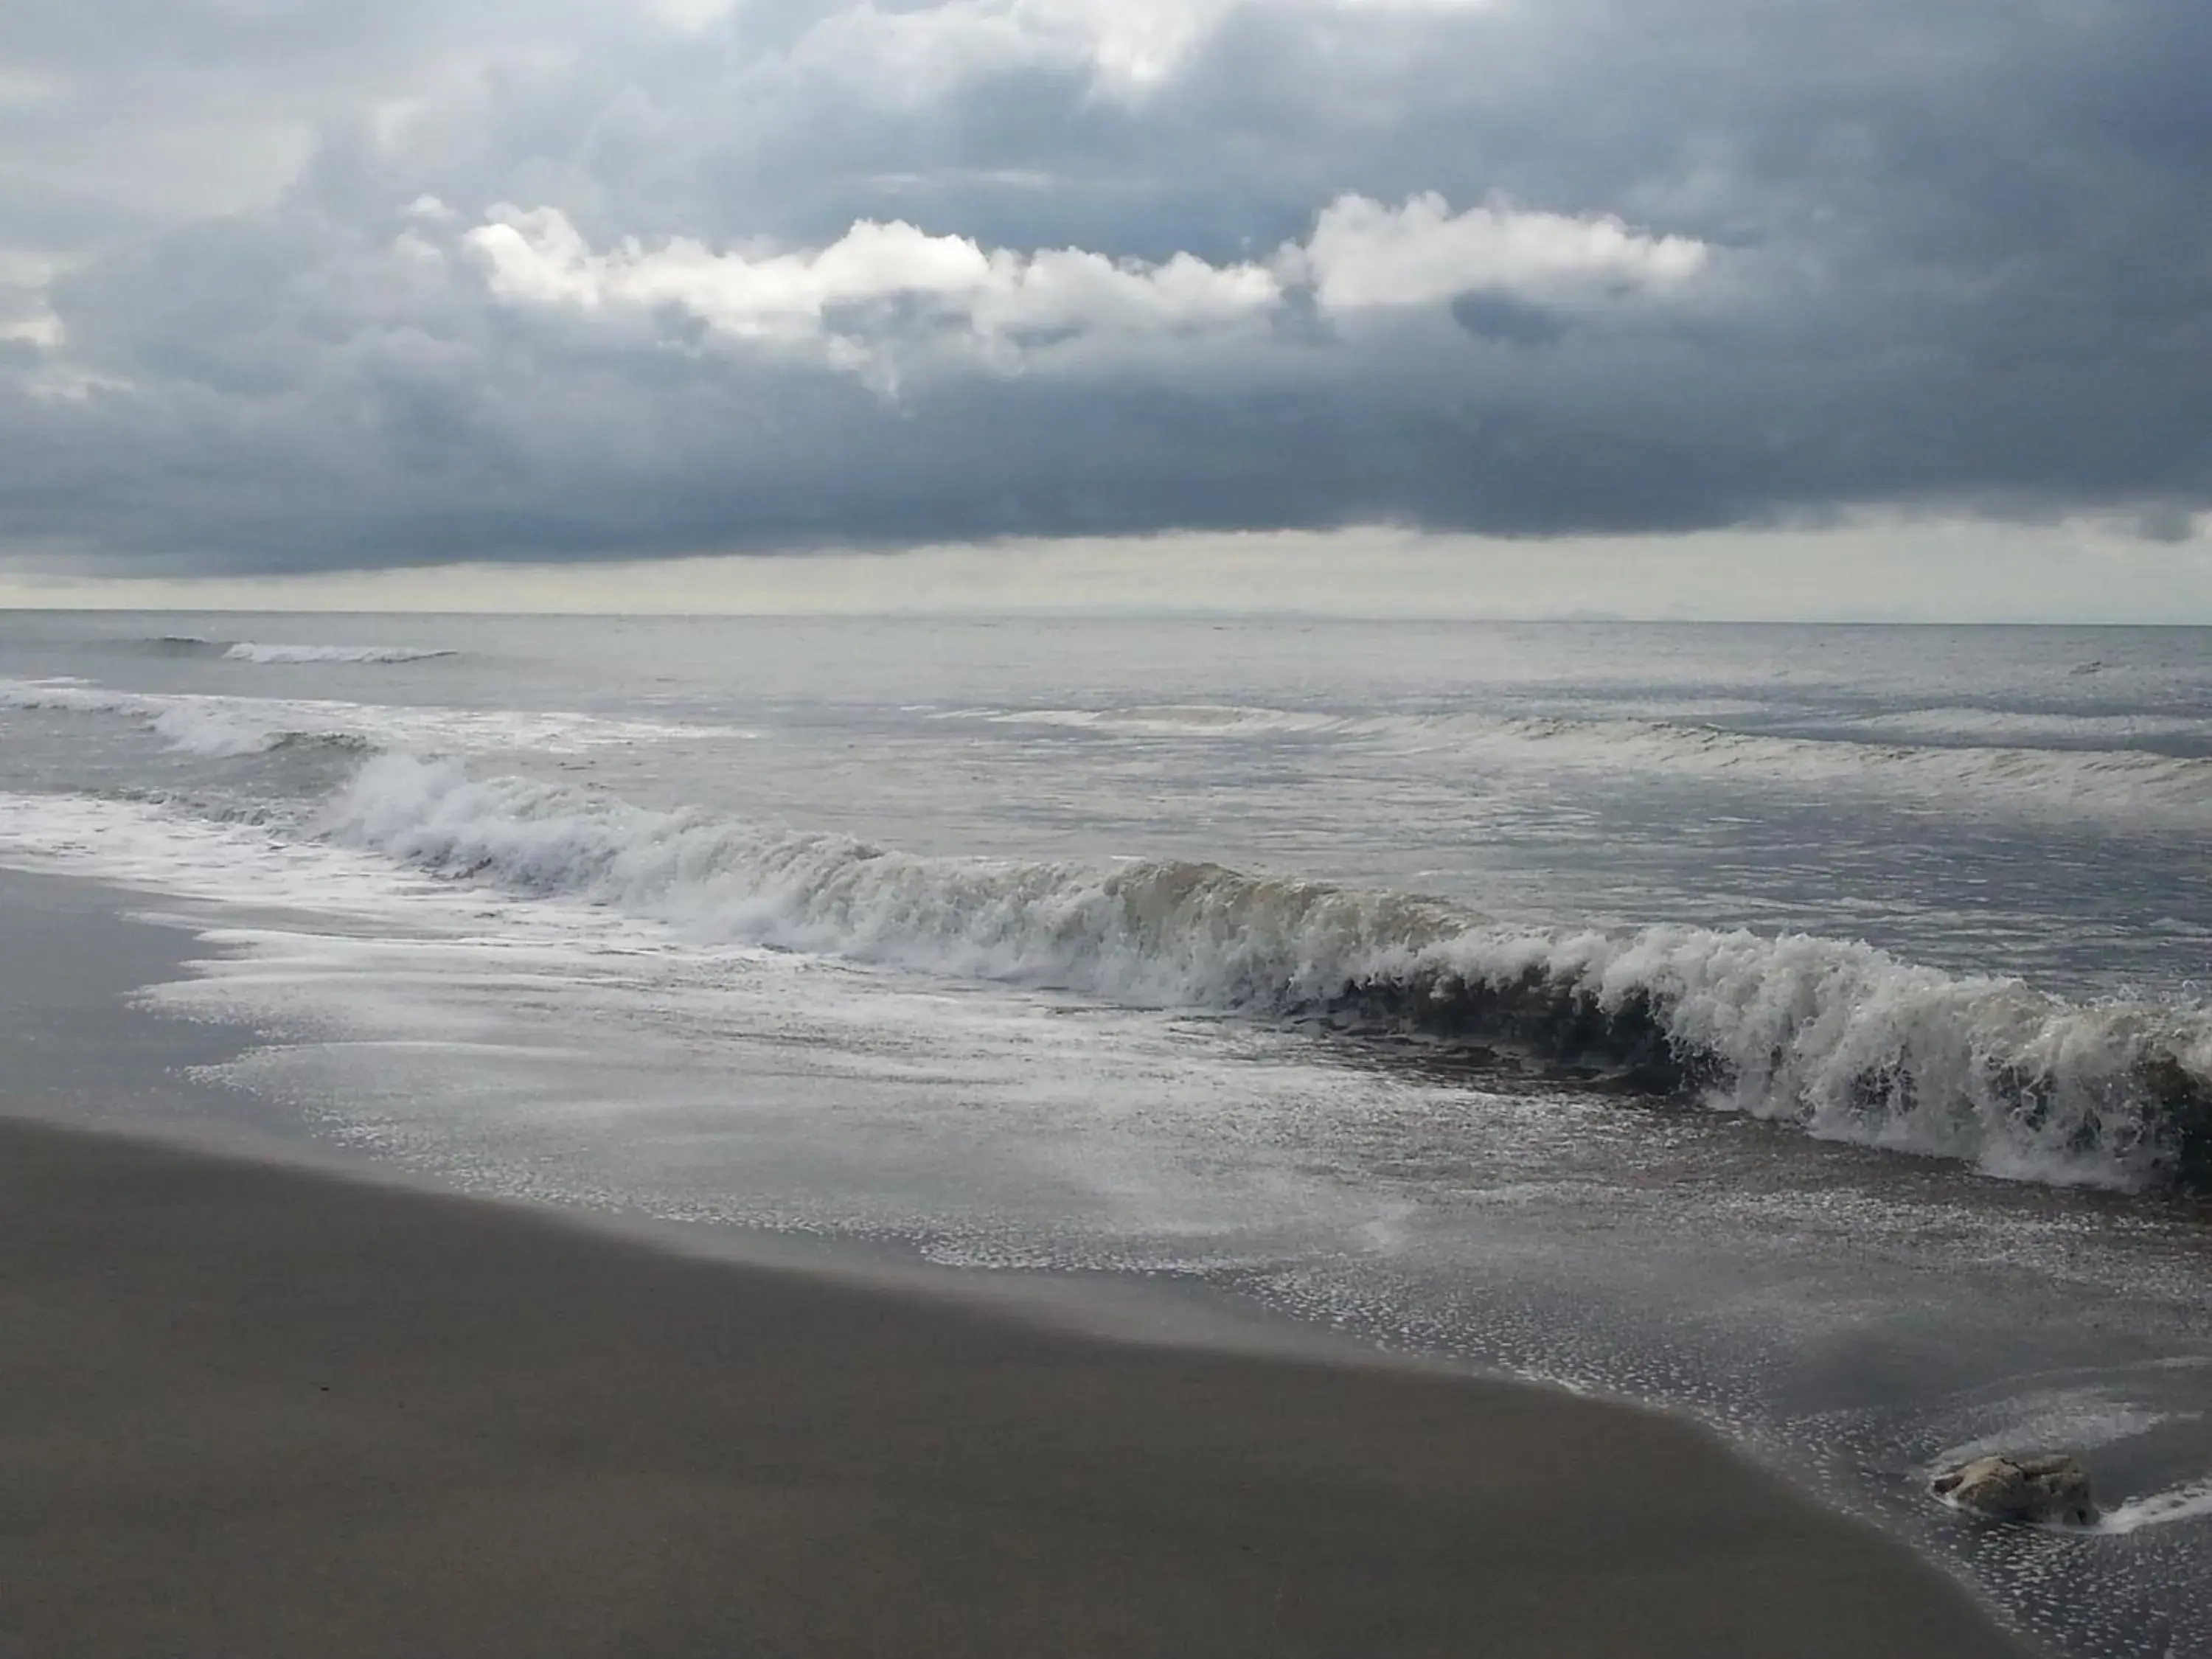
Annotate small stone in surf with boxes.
[1932,1454,2097,1526]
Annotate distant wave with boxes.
[125,636,453,664]
[0,675,738,757]
[223,642,456,665]
[950,703,1354,737]
[1478,712,2212,812]
[1832,706,2212,749]
[948,703,2212,818]
[323,754,2212,1194]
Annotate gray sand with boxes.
[0,1115,2036,1658]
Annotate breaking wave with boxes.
[324,754,2212,1194]
[1,679,362,758]
[148,705,371,759]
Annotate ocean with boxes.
[2,610,2208,1653]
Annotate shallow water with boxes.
[2,611,2208,1655]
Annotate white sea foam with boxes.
[2098,1477,2212,1534]
[319,754,2212,1189]
[0,788,460,920]
[223,642,456,664]
[1925,1391,2212,1534]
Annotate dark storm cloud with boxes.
[1,0,2207,572]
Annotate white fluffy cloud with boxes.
[465,205,1283,383]
[1294,192,1710,310]
[462,190,1708,376]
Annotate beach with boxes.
[3,614,2208,1655]
[0,1112,2036,1658]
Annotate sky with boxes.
[2,0,2208,616]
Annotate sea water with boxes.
[1,611,2207,1654]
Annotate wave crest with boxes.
[4,680,374,758]
[325,755,2212,1193]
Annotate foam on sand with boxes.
[2097,1477,2212,1535]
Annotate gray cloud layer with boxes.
[2,0,2207,572]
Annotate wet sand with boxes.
[0,1113,2036,1658]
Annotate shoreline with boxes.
[7,617,2210,1655]
[0,1109,2038,1657]
[0,866,1456,1371]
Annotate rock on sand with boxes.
[1932,1454,2097,1526]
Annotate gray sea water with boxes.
[2,611,2208,1655]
